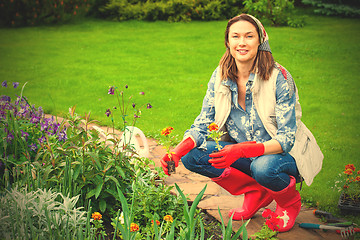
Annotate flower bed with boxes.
[0,81,251,239]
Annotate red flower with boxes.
[262,209,277,218]
[345,164,355,171]
[262,209,280,232]
[208,123,219,132]
[265,217,281,231]
[161,127,174,136]
[151,220,160,226]
[344,169,353,175]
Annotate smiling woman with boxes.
[160,13,324,233]
[0,16,360,221]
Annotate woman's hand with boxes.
[160,137,196,176]
[209,141,264,169]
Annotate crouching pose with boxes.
[161,14,323,232]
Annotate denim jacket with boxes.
[185,65,323,186]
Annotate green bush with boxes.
[244,0,305,27]
[0,188,88,239]
[0,0,94,27]
[0,82,153,215]
[100,0,244,22]
[302,0,360,17]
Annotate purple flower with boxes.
[108,86,115,95]
[41,118,50,131]
[29,143,37,152]
[0,110,5,120]
[37,106,43,116]
[30,115,40,124]
[134,114,140,118]
[125,84,128,89]
[57,130,67,142]
[1,81,7,87]
[38,135,46,144]
[12,82,19,88]
[105,109,111,117]
[21,130,29,140]
[132,103,136,108]
[147,103,152,109]
[7,133,14,143]
[1,95,11,102]
[139,91,145,95]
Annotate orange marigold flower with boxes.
[345,164,355,171]
[130,223,139,232]
[344,169,353,175]
[343,185,349,189]
[91,212,102,220]
[357,170,360,175]
[151,220,160,226]
[355,176,360,182]
[164,215,173,223]
[161,127,174,136]
[208,123,219,132]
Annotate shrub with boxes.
[0,187,88,239]
[301,0,360,17]
[243,0,305,27]
[0,0,94,27]
[0,82,153,215]
[100,0,244,22]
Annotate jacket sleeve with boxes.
[184,68,218,149]
[273,70,297,153]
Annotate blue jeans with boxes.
[181,141,300,191]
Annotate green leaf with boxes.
[115,166,126,179]
[107,175,120,186]
[95,181,104,199]
[99,199,107,212]
[86,188,96,199]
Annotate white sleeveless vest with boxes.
[214,67,323,186]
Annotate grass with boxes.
[0,14,360,220]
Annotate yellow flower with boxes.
[91,212,102,221]
[130,223,139,232]
[164,215,173,223]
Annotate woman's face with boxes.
[227,20,260,66]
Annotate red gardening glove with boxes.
[209,141,264,169]
[161,137,195,176]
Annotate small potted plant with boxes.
[335,164,360,214]
[207,123,226,151]
[161,126,176,174]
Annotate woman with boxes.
[161,14,322,233]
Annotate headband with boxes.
[247,14,271,53]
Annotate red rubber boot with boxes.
[211,167,273,220]
[267,176,301,232]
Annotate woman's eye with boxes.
[247,35,253,38]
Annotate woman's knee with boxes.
[181,149,199,172]
[250,155,278,186]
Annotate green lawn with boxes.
[0,14,360,219]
